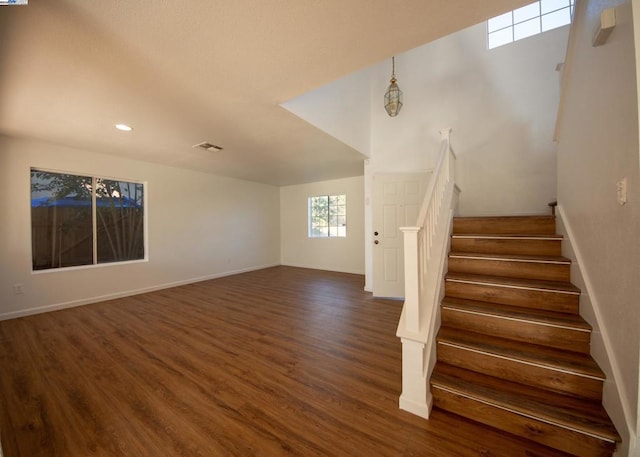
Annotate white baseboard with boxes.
[279,262,365,276]
[0,263,280,321]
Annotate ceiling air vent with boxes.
[193,142,223,152]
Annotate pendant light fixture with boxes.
[384,56,403,117]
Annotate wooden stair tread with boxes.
[449,252,571,264]
[437,327,604,379]
[432,363,621,443]
[427,409,576,457]
[445,272,580,294]
[441,297,591,332]
[452,233,563,240]
[453,216,557,235]
[454,216,555,221]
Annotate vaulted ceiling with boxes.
[0,0,530,186]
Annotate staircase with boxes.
[431,215,621,457]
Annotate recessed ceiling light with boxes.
[115,123,133,132]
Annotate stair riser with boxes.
[445,281,579,313]
[448,257,570,282]
[453,217,556,235]
[432,387,616,457]
[437,343,603,401]
[441,308,591,354]
[451,238,561,256]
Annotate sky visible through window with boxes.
[488,0,575,49]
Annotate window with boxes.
[31,169,145,270]
[488,0,575,49]
[308,195,346,238]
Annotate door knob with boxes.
[374,231,379,236]
[374,240,379,244]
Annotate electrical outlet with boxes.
[13,284,24,295]
[617,178,627,205]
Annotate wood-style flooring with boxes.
[0,266,568,456]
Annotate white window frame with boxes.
[30,168,148,272]
[487,0,575,50]
[308,194,347,238]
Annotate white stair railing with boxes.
[396,128,459,419]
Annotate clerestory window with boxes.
[488,0,575,49]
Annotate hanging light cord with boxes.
[391,56,396,82]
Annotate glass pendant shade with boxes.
[384,78,403,117]
[384,57,403,117]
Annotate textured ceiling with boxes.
[0,0,530,186]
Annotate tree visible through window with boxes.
[308,195,346,238]
[31,169,145,270]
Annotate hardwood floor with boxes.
[0,266,570,456]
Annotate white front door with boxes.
[372,173,429,298]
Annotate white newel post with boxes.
[398,227,431,419]
[401,227,421,334]
[439,127,451,144]
[399,337,431,419]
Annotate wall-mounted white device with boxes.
[593,8,616,47]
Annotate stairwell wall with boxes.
[555,1,640,455]
[367,22,570,217]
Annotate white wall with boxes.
[0,135,281,319]
[634,0,640,448]
[555,1,640,455]
[280,176,364,275]
[281,69,372,157]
